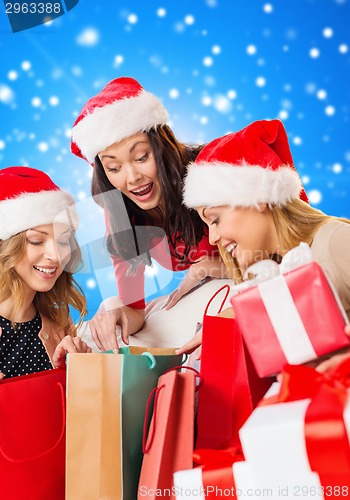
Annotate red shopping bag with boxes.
[0,368,66,500]
[138,366,198,499]
[196,285,273,450]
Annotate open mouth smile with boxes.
[225,242,237,257]
[33,266,57,277]
[130,183,154,201]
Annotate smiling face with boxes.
[199,204,279,272]
[98,132,162,210]
[14,223,72,296]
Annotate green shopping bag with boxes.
[66,348,182,500]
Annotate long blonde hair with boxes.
[219,199,350,284]
[0,231,86,332]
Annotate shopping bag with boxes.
[138,366,198,499]
[66,348,182,500]
[0,368,66,500]
[196,285,273,450]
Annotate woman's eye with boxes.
[58,240,70,247]
[107,165,121,173]
[210,218,219,225]
[135,153,149,162]
[27,239,42,246]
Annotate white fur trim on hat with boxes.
[183,162,303,208]
[0,190,79,240]
[72,89,169,163]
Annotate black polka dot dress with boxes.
[0,313,52,378]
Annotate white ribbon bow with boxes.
[231,242,318,365]
[232,242,313,295]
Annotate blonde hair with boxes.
[0,231,86,333]
[219,198,350,284]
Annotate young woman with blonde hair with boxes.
[179,119,350,369]
[0,166,90,379]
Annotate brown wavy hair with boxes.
[91,125,206,265]
[0,231,86,332]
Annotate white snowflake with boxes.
[246,45,257,55]
[76,28,100,47]
[308,190,322,205]
[325,105,336,116]
[256,77,266,87]
[309,48,320,58]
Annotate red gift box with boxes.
[173,447,242,499]
[231,245,349,377]
[233,362,350,499]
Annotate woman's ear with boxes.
[257,203,268,213]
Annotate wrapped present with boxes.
[231,243,350,377]
[234,361,350,499]
[173,447,242,500]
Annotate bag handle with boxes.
[142,384,165,453]
[0,381,65,463]
[141,352,188,370]
[204,284,231,316]
[162,365,202,386]
[142,366,201,454]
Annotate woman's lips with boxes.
[225,241,237,257]
[33,265,58,279]
[130,183,154,201]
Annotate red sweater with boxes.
[112,231,218,309]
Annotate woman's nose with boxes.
[43,241,59,261]
[208,226,220,246]
[126,165,142,184]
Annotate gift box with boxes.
[234,362,350,498]
[231,243,350,377]
[173,447,242,500]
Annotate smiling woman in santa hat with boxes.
[179,119,350,368]
[71,76,227,351]
[0,166,90,379]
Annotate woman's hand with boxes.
[89,296,130,352]
[88,296,145,352]
[316,324,350,373]
[175,307,234,359]
[175,327,203,360]
[163,256,228,310]
[0,371,4,380]
[53,336,92,369]
[163,274,206,311]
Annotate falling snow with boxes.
[1,0,349,317]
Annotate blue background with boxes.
[0,0,349,320]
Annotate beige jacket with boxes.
[311,219,350,321]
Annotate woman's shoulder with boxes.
[312,219,350,278]
[313,218,350,245]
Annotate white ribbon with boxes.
[232,242,313,295]
[232,243,317,364]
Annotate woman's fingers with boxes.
[316,351,350,373]
[89,309,121,351]
[175,330,203,356]
[53,336,91,367]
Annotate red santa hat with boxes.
[183,119,308,208]
[0,166,79,241]
[71,76,169,164]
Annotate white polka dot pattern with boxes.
[0,314,52,378]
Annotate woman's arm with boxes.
[164,255,228,309]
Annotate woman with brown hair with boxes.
[71,77,227,351]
